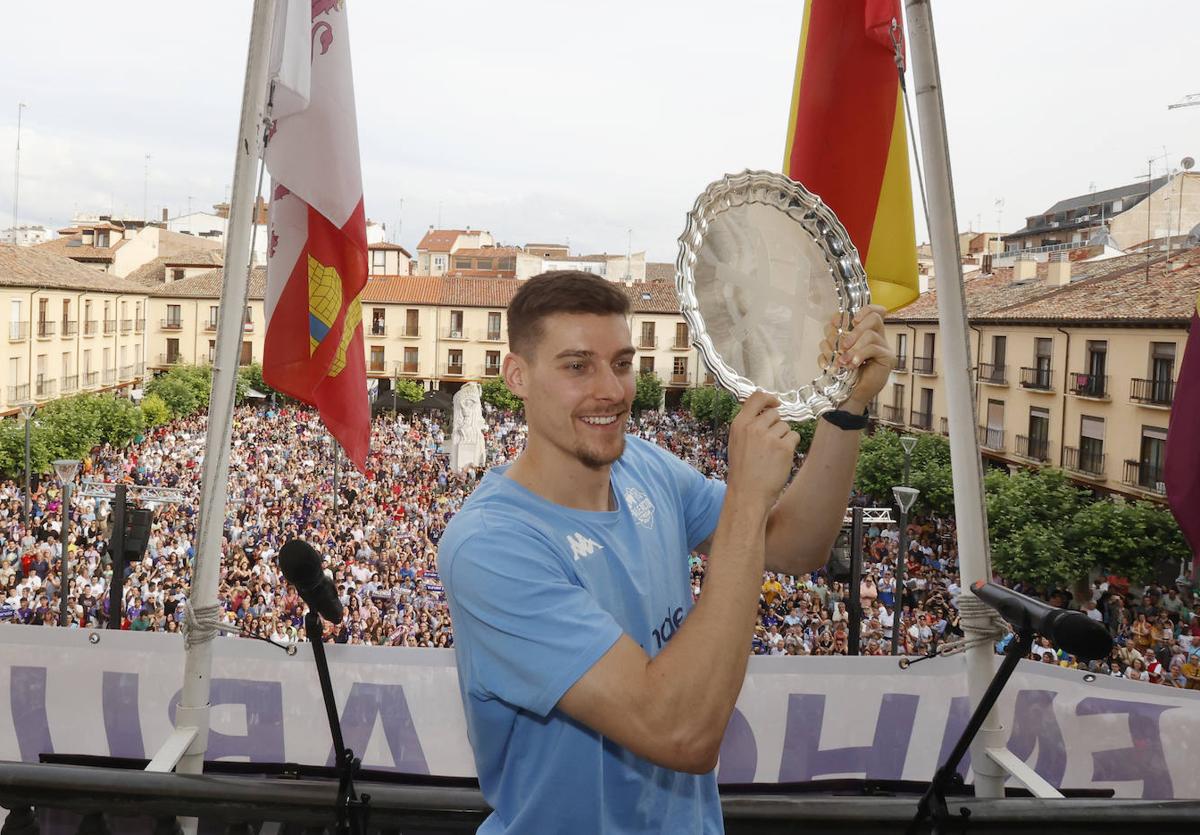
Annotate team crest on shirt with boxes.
[624,486,655,530]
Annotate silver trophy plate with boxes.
[675,170,871,421]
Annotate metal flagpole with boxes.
[163,0,278,781]
[903,0,1006,799]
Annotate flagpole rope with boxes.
[891,18,932,238]
[246,82,275,276]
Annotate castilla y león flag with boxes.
[264,0,368,468]
[1165,296,1200,562]
[784,0,918,311]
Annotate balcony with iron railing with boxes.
[483,363,501,377]
[203,320,218,332]
[672,337,691,350]
[1019,366,1054,391]
[135,362,145,377]
[400,325,420,338]
[161,318,183,331]
[1069,372,1108,399]
[8,383,29,402]
[368,323,387,338]
[1064,445,1106,477]
[977,362,1007,386]
[1122,459,1166,495]
[119,364,134,380]
[913,355,935,375]
[7,321,28,342]
[444,362,464,376]
[396,360,420,375]
[102,368,116,385]
[1015,434,1051,462]
[368,357,387,373]
[120,319,133,334]
[34,376,56,399]
[61,375,79,393]
[483,330,503,343]
[62,320,78,336]
[103,319,117,335]
[1129,377,1174,407]
[977,426,1005,451]
[912,410,933,431]
[158,353,182,366]
[880,404,903,424]
[84,371,99,387]
[639,335,658,349]
[669,372,689,386]
[894,355,907,372]
[443,327,469,341]
[36,320,55,339]
[83,320,99,336]
[134,318,146,333]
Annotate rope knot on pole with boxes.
[182,603,222,650]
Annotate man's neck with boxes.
[506,437,613,512]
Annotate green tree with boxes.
[92,395,146,448]
[140,394,171,427]
[686,386,717,422]
[788,419,818,455]
[0,417,52,478]
[633,373,663,414]
[985,467,1092,589]
[238,362,280,402]
[146,375,200,418]
[713,389,740,424]
[480,376,522,411]
[854,428,904,502]
[393,378,426,405]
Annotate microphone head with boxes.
[1049,610,1113,661]
[279,539,324,589]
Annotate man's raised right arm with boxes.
[557,391,798,773]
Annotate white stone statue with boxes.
[450,382,486,471]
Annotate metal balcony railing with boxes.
[670,373,689,385]
[369,323,387,337]
[1129,377,1174,407]
[102,368,116,384]
[368,359,387,373]
[135,362,145,376]
[639,335,658,349]
[398,361,420,375]
[445,363,464,376]
[161,318,183,331]
[61,375,79,393]
[34,377,56,399]
[912,411,933,431]
[134,318,146,333]
[400,326,420,338]
[1070,372,1108,398]
[63,320,78,336]
[158,353,182,365]
[83,320,99,336]
[1064,446,1106,476]
[103,320,117,334]
[84,371,99,387]
[483,364,501,377]
[203,321,218,332]
[36,320,55,338]
[8,383,29,402]
[673,338,690,350]
[913,355,935,375]
[443,328,468,340]
[880,404,903,423]
[120,319,133,333]
[1122,459,1166,494]
[1019,366,1054,390]
[484,330,503,342]
[894,355,908,372]
[1015,434,1050,462]
[119,364,134,379]
[978,362,1007,385]
[977,426,1005,451]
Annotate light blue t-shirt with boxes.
[440,434,727,833]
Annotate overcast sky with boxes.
[2,1,1196,262]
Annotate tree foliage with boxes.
[985,468,1093,589]
[393,378,426,405]
[480,376,522,411]
[238,362,280,402]
[140,394,171,427]
[145,365,219,418]
[633,373,663,414]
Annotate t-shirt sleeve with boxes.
[443,522,624,718]
[650,442,726,550]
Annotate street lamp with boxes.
[900,434,917,485]
[53,458,81,628]
[890,484,920,656]
[18,402,35,525]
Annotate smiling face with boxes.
[505,312,636,471]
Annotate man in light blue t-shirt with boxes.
[440,271,893,832]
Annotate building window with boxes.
[371,308,386,336]
[895,332,908,370]
[240,341,253,366]
[1024,406,1050,461]
[447,349,463,373]
[209,306,219,328]
[476,258,493,271]
[454,257,472,271]
[675,322,689,349]
[405,308,419,337]
[372,250,387,273]
[166,304,182,327]
[433,255,446,271]
[639,356,655,375]
[485,350,500,375]
[1078,415,1105,474]
[1149,342,1176,404]
[403,346,418,373]
[369,345,385,372]
[166,338,180,364]
[449,310,463,338]
[1136,426,1168,492]
[640,321,656,348]
[672,356,688,383]
[171,268,185,282]
[487,311,501,341]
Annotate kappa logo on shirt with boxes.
[566,532,604,561]
[624,485,655,530]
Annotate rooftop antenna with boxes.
[993,198,1004,233]
[11,102,26,244]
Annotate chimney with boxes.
[1047,252,1071,286]
[162,207,169,223]
[1013,255,1037,282]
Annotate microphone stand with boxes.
[304,611,370,834]
[907,627,1034,835]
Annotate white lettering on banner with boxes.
[566,532,603,561]
[1,630,1198,799]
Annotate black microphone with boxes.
[971,581,1112,661]
[280,539,344,623]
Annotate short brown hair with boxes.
[507,270,631,356]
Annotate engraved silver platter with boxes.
[675,170,871,421]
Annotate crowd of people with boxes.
[1,402,1198,688]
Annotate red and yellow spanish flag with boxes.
[784,0,919,310]
[1165,296,1200,564]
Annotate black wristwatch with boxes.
[821,406,870,431]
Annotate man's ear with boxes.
[503,352,529,399]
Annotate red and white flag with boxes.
[264,0,369,468]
